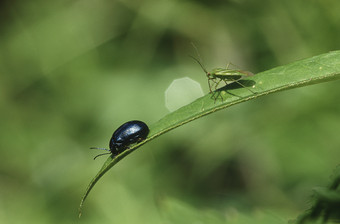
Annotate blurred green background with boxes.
[1,0,340,223]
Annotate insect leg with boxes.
[207,78,213,93]
[234,80,256,94]
[225,62,240,70]
[211,89,223,102]
[209,77,225,102]
[214,78,223,90]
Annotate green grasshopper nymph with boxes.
[190,44,256,100]
[191,57,256,95]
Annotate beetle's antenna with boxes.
[190,42,208,74]
[93,152,111,160]
[90,147,110,151]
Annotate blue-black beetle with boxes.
[91,120,149,160]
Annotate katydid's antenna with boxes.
[190,42,208,74]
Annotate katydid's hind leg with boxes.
[234,80,256,94]
[225,62,231,69]
[225,62,239,69]
[222,79,235,90]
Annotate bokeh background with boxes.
[1,0,340,223]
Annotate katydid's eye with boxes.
[91,120,149,160]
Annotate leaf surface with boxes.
[79,50,340,216]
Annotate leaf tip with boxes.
[78,198,85,218]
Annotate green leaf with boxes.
[295,165,340,224]
[79,50,340,217]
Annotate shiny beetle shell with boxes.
[109,120,149,155]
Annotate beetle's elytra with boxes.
[91,120,149,160]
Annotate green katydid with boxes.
[190,44,256,99]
